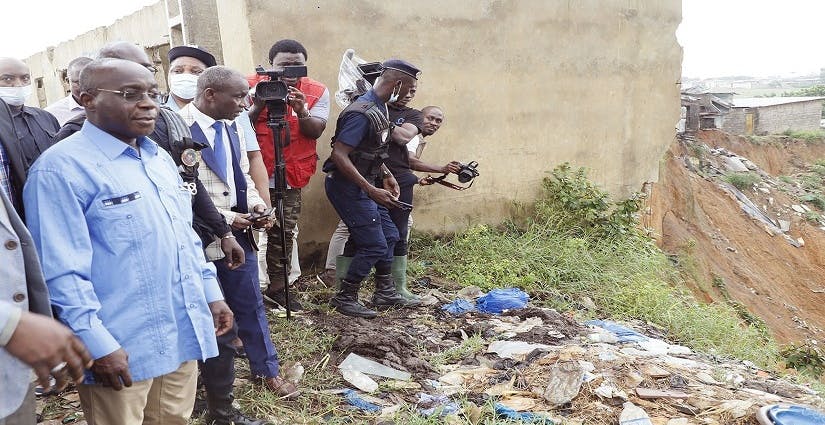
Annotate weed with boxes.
[781,340,825,379]
[722,172,761,191]
[802,194,825,210]
[412,164,779,366]
[778,175,795,185]
[800,174,823,191]
[429,334,486,367]
[804,211,822,223]
[781,129,825,142]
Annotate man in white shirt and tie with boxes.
[176,66,298,398]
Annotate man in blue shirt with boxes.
[322,60,422,318]
[23,58,233,425]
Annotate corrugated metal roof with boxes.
[731,97,825,108]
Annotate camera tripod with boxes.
[265,106,294,320]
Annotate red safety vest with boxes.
[246,75,327,188]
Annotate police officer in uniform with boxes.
[322,60,422,318]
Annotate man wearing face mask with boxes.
[321,60,422,318]
[244,39,329,313]
[0,57,60,218]
[45,56,92,126]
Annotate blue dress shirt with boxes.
[23,121,221,383]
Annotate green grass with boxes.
[781,129,825,142]
[411,164,779,367]
[722,172,762,191]
[428,334,486,368]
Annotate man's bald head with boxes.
[194,66,248,121]
[98,42,154,70]
[195,65,245,97]
[79,58,159,143]
[0,57,31,87]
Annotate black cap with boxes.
[168,45,217,68]
[381,59,421,80]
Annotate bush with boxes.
[723,172,762,191]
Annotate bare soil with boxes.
[650,130,825,344]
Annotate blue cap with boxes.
[168,45,217,68]
[381,59,421,80]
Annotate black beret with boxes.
[381,59,421,80]
[168,45,217,68]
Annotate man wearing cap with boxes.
[45,56,93,126]
[246,39,330,312]
[321,59,422,318]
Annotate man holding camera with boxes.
[322,60,422,318]
[245,39,330,312]
[177,66,298,398]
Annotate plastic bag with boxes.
[342,389,381,412]
[494,403,555,424]
[441,299,476,315]
[335,49,372,108]
[476,288,529,314]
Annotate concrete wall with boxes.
[21,0,683,267]
[24,2,169,107]
[229,0,682,262]
[755,101,823,134]
[723,109,747,135]
[723,102,823,135]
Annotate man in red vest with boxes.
[246,39,329,311]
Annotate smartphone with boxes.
[396,201,413,211]
[250,207,275,222]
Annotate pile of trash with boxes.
[316,286,825,424]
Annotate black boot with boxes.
[371,274,421,308]
[204,406,269,425]
[330,279,377,318]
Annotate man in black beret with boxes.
[321,59,422,318]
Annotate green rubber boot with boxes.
[335,256,353,290]
[392,255,419,300]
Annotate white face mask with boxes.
[388,84,402,103]
[169,73,199,100]
[0,85,32,106]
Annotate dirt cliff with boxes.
[650,129,825,344]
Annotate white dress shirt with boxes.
[189,106,237,208]
[44,95,84,126]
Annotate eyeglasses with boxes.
[96,88,162,103]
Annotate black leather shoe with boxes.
[263,288,303,312]
[205,406,270,425]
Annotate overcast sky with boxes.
[3,1,823,80]
[678,0,825,78]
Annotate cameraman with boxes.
[244,39,330,312]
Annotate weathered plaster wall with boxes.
[235,0,683,262]
[24,2,169,106]
[756,102,822,134]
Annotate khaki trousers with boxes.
[78,360,197,425]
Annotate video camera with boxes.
[254,65,308,116]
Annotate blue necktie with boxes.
[211,121,228,182]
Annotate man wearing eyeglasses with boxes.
[23,58,234,425]
[0,57,60,219]
[45,57,92,126]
